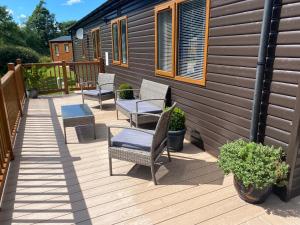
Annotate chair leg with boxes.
[99,98,102,110]
[108,155,112,176]
[167,147,171,162]
[150,162,157,185]
[64,126,67,144]
[116,109,119,120]
[130,114,133,127]
[82,95,85,104]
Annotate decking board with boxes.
[0,95,299,225]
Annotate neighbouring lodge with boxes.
[49,35,73,62]
[69,0,300,200]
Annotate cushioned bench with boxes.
[115,79,169,127]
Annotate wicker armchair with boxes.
[107,103,176,184]
[115,79,169,127]
[81,73,115,110]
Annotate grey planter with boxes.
[168,128,186,152]
[27,89,39,99]
[233,176,272,204]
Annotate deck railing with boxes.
[22,58,105,94]
[0,60,25,200]
[0,58,105,206]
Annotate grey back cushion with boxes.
[140,79,169,109]
[97,73,115,91]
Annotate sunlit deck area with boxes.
[1,94,300,225]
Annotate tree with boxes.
[26,0,58,55]
[0,6,26,46]
[58,20,76,36]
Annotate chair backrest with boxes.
[151,103,176,157]
[97,73,115,91]
[140,79,169,109]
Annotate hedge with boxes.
[0,45,40,75]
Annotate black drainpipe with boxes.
[250,0,274,142]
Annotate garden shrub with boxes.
[118,83,134,99]
[218,139,289,189]
[168,107,185,131]
[39,55,51,63]
[0,45,40,75]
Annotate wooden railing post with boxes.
[62,61,69,94]
[8,63,23,116]
[0,78,14,160]
[99,57,105,73]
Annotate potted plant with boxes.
[167,107,186,151]
[25,66,43,98]
[118,83,134,99]
[218,139,289,204]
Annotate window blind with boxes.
[177,0,206,80]
[121,19,127,64]
[157,9,173,72]
[112,23,119,61]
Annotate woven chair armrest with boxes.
[108,125,154,135]
[80,81,95,86]
[98,82,115,87]
[130,112,161,118]
[136,98,165,103]
[115,89,140,93]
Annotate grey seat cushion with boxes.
[83,89,113,96]
[111,128,154,151]
[116,99,162,113]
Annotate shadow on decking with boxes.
[0,97,92,224]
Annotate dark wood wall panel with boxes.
[86,0,265,156]
[71,0,299,162]
[262,1,300,198]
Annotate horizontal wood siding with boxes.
[264,0,300,199]
[71,0,299,157]
[71,0,266,156]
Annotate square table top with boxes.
[61,104,94,119]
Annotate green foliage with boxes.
[0,45,40,75]
[58,20,76,35]
[24,66,47,90]
[26,0,59,55]
[167,107,185,131]
[218,139,289,189]
[119,83,134,99]
[39,55,51,63]
[0,6,26,47]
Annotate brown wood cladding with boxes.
[71,0,300,197]
[79,0,265,156]
[264,0,300,199]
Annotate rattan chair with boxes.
[115,79,169,127]
[81,73,115,110]
[107,103,176,184]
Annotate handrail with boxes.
[21,58,105,94]
[0,59,26,208]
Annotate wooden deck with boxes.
[1,94,300,225]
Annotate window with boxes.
[92,28,101,59]
[111,16,128,67]
[64,44,69,53]
[155,0,210,85]
[54,44,59,56]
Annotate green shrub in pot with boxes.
[218,139,289,204]
[118,83,134,99]
[167,107,186,151]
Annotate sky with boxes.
[0,0,106,25]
